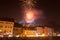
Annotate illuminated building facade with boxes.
[0,18,14,37]
[43,27,54,36]
[22,24,55,37]
[21,23,37,37]
[36,27,43,35]
[13,23,23,37]
[21,30,36,37]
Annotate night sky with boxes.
[0,0,60,30]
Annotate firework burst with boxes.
[19,0,37,23]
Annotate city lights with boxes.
[41,34,45,37]
[8,35,13,37]
[15,35,20,37]
[0,30,2,32]
[0,0,60,40]
[36,33,39,37]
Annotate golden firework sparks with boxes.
[19,0,36,10]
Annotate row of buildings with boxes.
[0,18,14,37]
[0,18,57,37]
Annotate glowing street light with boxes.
[0,30,2,32]
[41,34,45,37]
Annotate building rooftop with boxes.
[14,23,23,28]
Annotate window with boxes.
[5,26,7,28]
[0,26,3,27]
[10,26,12,28]
[4,30,6,33]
